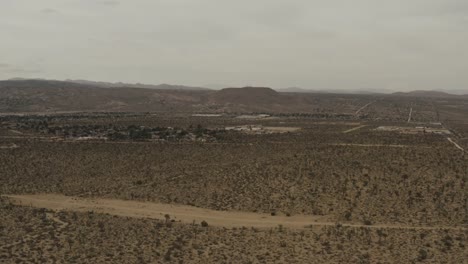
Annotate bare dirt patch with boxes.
[6,194,329,229]
[314,122,361,125]
[375,126,451,135]
[0,143,19,149]
[343,125,367,133]
[191,114,222,117]
[225,125,300,134]
[5,194,465,231]
[447,137,465,152]
[354,100,376,115]
[329,143,431,148]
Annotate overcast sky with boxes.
[1,0,467,91]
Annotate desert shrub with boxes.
[417,249,428,261]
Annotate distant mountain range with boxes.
[0,78,466,113]
[6,78,467,95]
[66,79,210,91]
[275,87,385,95]
[391,90,468,98]
[8,78,210,91]
[0,80,312,113]
[276,87,467,96]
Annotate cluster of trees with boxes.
[0,116,222,142]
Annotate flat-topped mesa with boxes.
[217,86,278,95]
[210,87,283,104]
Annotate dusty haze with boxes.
[1,0,467,92]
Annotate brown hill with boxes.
[207,87,315,113]
[392,90,460,98]
[1,80,371,114]
[0,82,318,113]
[0,80,208,113]
[210,87,282,104]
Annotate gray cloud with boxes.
[41,8,59,14]
[100,1,120,7]
[0,0,467,92]
[0,62,42,78]
[7,68,42,74]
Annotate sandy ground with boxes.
[343,125,367,133]
[354,100,376,115]
[329,143,431,148]
[5,194,466,231]
[313,122,361,125]
[0,143,19,149]
[447,137,465,151]
[407,107,413,123]
[263,127,301,133]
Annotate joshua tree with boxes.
[164,214,170,224]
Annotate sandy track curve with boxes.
[343,125,367,134]
[5,194,466,231]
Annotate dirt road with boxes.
[354,101,376,115]
[407,107,413,123]
[343,125,367,134]
[329,143,431,149]
[447,137,465,152]
[5,194,466,231]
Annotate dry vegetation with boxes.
[1,198,466,263]
[0,93,467,263]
